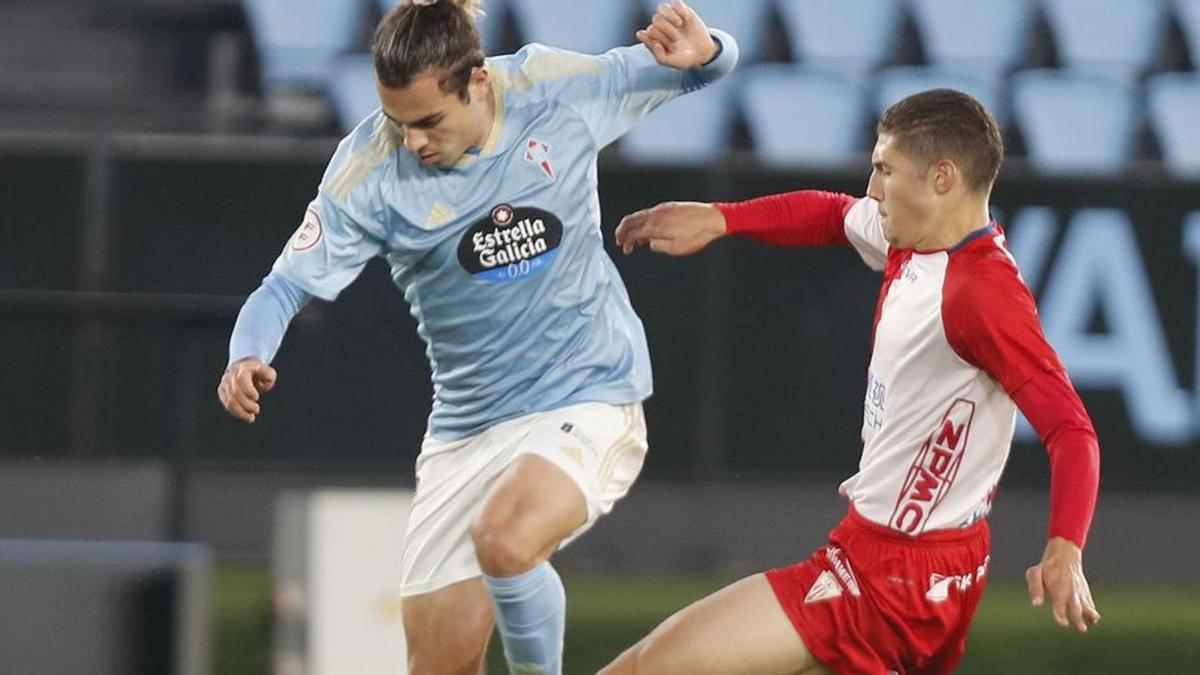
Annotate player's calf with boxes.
[401,579,493,675]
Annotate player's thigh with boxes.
[476,402,647,548]
[474,450,588,550]
[611,573,831,675]
[402,576,493,673]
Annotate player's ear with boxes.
[932,158,957,195]
[464,66,489,103]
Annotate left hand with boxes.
[1026,537,1102,633]
[637,1,718,69]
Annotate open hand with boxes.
[1026,537,1101,633]
[615,201,727,256]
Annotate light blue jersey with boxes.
[241,33,738,439]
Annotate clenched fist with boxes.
[217,357,277,423]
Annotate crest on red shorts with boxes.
[804,570,843,604]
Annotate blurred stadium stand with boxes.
[1041,0,1168,83]
[1012,68,1140,174]
[741,65,868,167]
[3,0,1199,173]
[776,0,904,80]
[874,65,1008,127]
[511,0,637,56]
[909,0,1035,82]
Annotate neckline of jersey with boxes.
[913,222,997,256]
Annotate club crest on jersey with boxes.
[290,206,322,252]
[524,138,555,182]
[457,204,563,283]
[889,398,976,535]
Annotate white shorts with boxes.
[398,401,648,597]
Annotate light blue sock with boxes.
[482,561,566,675]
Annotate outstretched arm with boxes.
[615,191,859,256]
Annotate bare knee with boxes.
[470,511,545,577]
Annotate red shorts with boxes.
[766,507,991,675]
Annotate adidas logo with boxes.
[423,202,455,230]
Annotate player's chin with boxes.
[434,152,463,168]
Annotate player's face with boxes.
[377,68,493,168]
[866,133,937,249]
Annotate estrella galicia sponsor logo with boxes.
[457,204,563,283]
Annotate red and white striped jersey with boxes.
[837,197,1062,534]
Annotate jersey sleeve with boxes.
[532,28,738,148]
[715,192,889,271]
[1011,370,1101,549]
[270,193,382,301]
[269,125,388,301]
[227,271,312,368]
[716,190,854,246]
[942,254,1063,394]
[944,249,1099,549]
[842,197,889,271]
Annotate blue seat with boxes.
[620,76,739,163]
[1174,0,1200,69]
[639,0,771,63]
[328,54,380,131]
[776,0,903,79]
[909,0,1034,80]
[874,66,1007,127]
[508,0,634,54]
[243,0,371,91]
[741,66,868,167]
[1040,0,1168,83]
[1146,73,1200,176]
[1011,69,1138,174]
[376,0,508,52]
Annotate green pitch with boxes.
[214,568,1200,674]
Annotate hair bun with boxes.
[451,0,485,18]
[410,0,485,18]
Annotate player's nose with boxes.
[866,176,884,203]
[403,129,428,154]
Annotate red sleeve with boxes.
[714,190,857,247]
[943,257,1062,394]
[1012,370,1100,549]
[943,252,1099,549]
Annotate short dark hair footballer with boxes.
[372,0,486,100]
[878,89,1004,193]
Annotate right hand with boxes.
[615,201,727,256]
[217,357,277,424]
